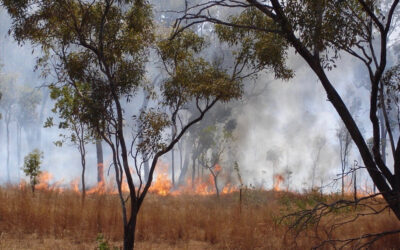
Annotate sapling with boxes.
[22,149,43,193]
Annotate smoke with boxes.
[231,51,373,191]
[0,3,382,194]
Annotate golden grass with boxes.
[0,186,399,249]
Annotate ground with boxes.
[0,186,399,249]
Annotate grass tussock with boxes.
[0,186,399,249]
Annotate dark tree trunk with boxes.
[213,174,219,198]
[123,212,137,250]
[258,0,400,219]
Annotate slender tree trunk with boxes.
[192,155,196,189]
[179,141,183,170]
[96,139,104,184]
[353,167,357,202]
[36,89,49,149]
[197,159,200,181]
[378,108,387,193]
[6,116,10,183]
[213,174,219,198]
[81,155,86,200]
[171,149,175,187]
[177,149,190,185]
[17,123,21,181]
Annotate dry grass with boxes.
[0,186,399,249]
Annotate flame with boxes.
[273,174,284,191]
[148,161,172,196]
[146,161,237,196]
[16,163,385,201]
[35,171,53,190]
[18,161,239,196]
[86,181,105,195]
[70,178,80,193]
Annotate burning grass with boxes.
[0,186,399,249]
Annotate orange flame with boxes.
[273,174,284,191]
[148,161,171,196]
[35,171,53,191]
[18,161,239,196]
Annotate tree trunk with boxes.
[6,115,10,183]
[191,155,196,189]
[123,212,137,250]
[17,123,22,181]
[177,149,190,185]
[96,139,104,184]
[353,167,357,202]
[378,108,387,193]
[36,89,49,149]
[213,174,219,198]
[81,152,86,200]
[171,149,175,187]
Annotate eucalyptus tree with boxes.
[0,73,17,182]
[176,0,400,220]
[16,85,41,174]
[1,1,285,249]
[44,86,92,200]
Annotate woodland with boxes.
[0,0,400,249]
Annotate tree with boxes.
[337,122,352,196]
[176,0,400,220]
[311,135,326,190]
[22,149,43,193]
[16,85,41,178]
[197,125,233,198]
[0,73,17,182]
[96,139,104,184]
[2,1,279,249]
[44,85,93,201]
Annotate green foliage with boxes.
[215,1,372,71]
[158,31,242,105]
[382,64,400,116]
[22,149,43,192]
[3,0,153,135]
[96,234,118,250]
[137,109,171,153]
[215,7,293,80]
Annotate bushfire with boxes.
[18,161,239,196]
[18,162,375,198]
